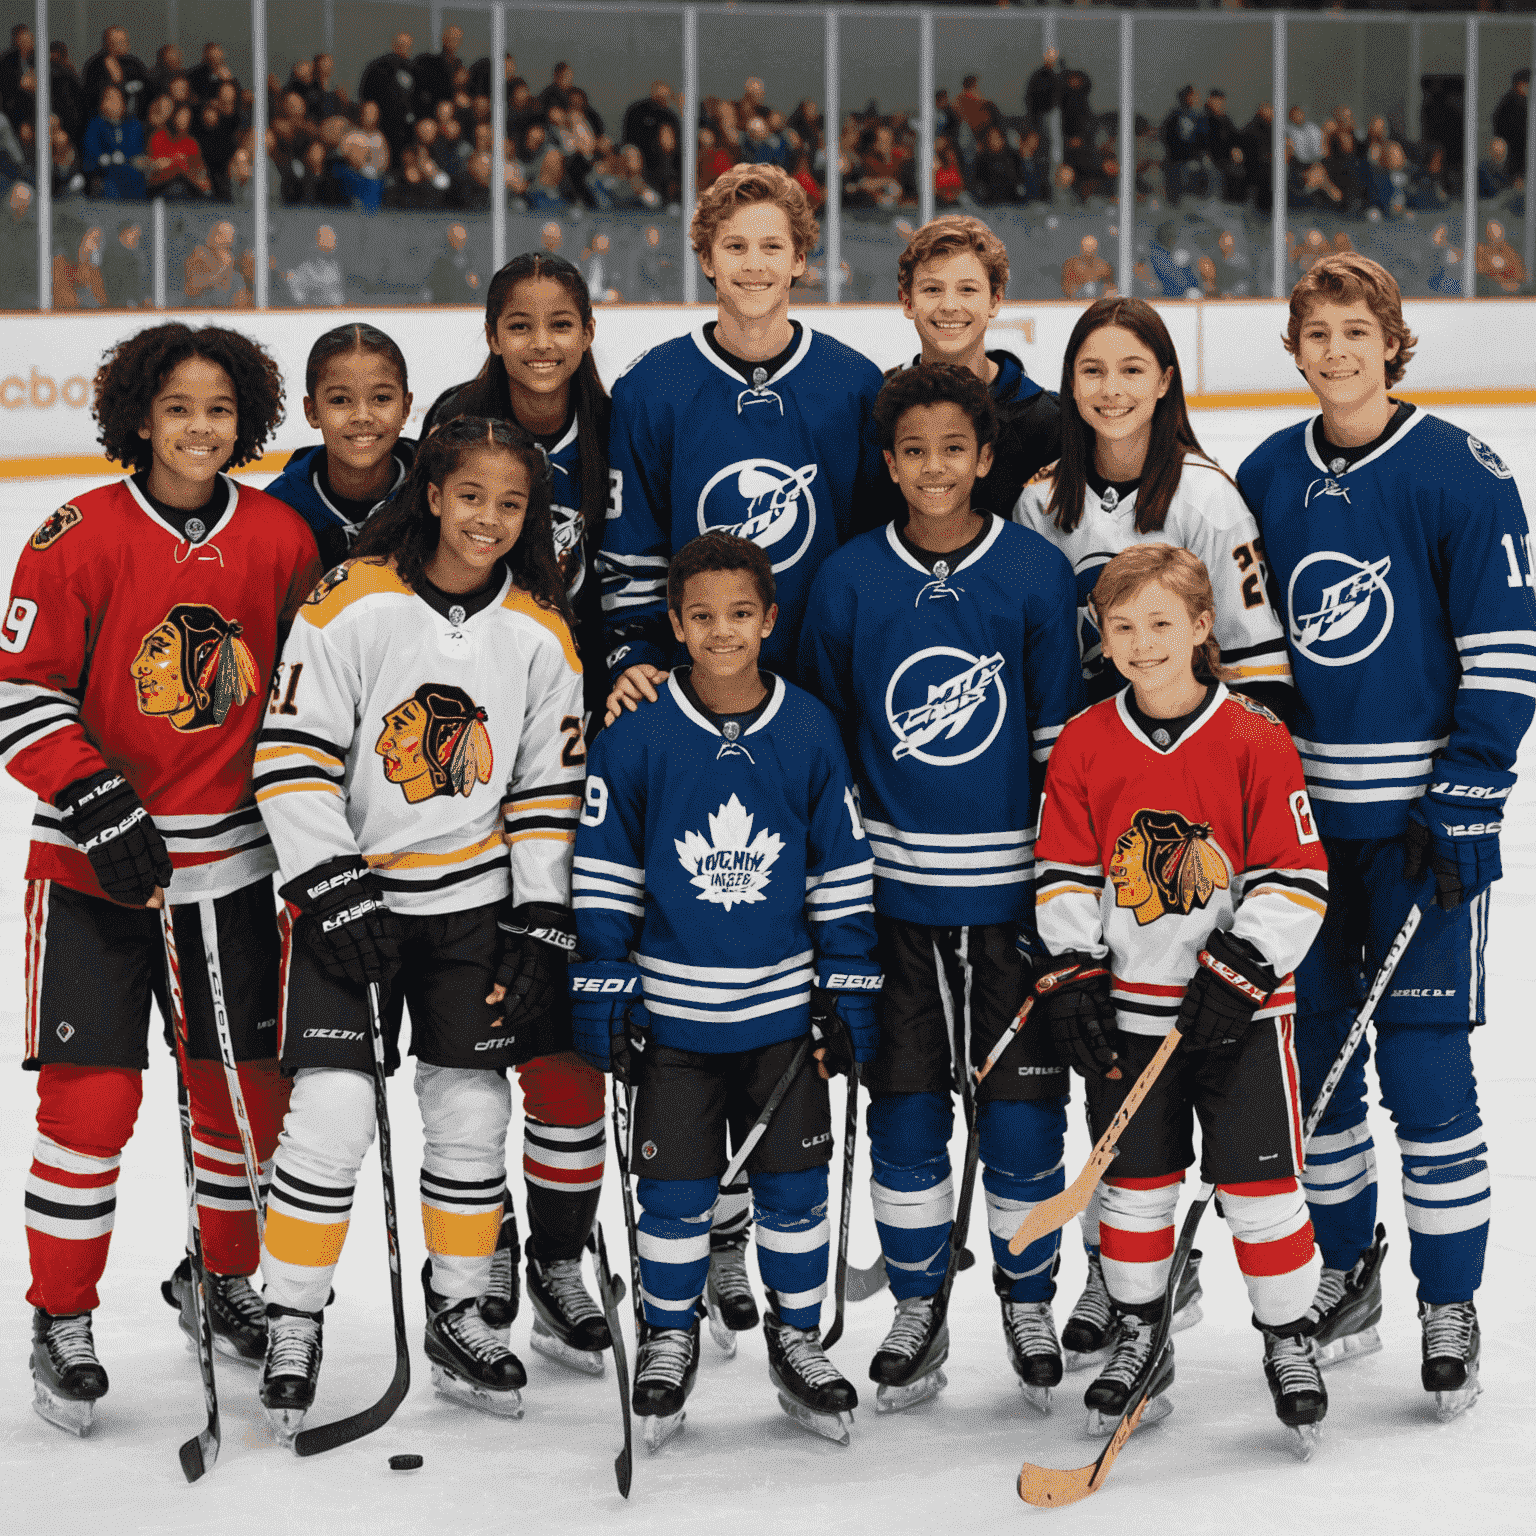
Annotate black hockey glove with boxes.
[1176,928,1279,1053]
[1034,953,1118,1080]
[495,901,576,1030]
[280,855,400,987]
[56,769,173,906]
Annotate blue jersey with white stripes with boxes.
[798,516,1083,927]
[1239,409,1536,840]
[573,671,877,1054]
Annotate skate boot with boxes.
[1309,1223,1386,1368]
[1261,1326,1328,1461]
[764,1295,858,1446]
[31,1309,108,1437]
[632,1315,700,1452]
[1420,1299,1481,1423]
[527,1239,611,1377]
[477,1201,521,1336]
[261,1304,323,1442]
[1084,1309,1174,1437]
[996,1269,1062,1414]
[1062,1250,1203,1373]
[162,1256,267,1366]
[422,1261,526,1418]
[704,1234,759,1357]
[870,1293,950,1414]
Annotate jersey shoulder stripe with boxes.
[500,589,582,674]
[299,558,412,626]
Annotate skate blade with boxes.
[1435,1366,1481,1424]
[1169,1299,1204,1337]
[262,1403,307,1445]
[429,1362,525,1419]
[1086,1392,1172,1438]
[704,1303,739,1359]
[182,1326,262,1370]
[32,1378,95,1438]
[1287,1422,1323,1462]
[776,1391,852,1446]
[529,1319,606,1378]
[1062,1343,1112,1375]
[642,1408,686,1452]
[1316,1326,1382,1370]
[1017,1382,1052,1416]
[874,1368,947,1415]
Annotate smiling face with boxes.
[669,568,776,687]
[902,249,1001,369]
[137,355,238,505]
[488,275,594,418]
[884,401,992,529]
[304,349,411,486]
[424,447,531,594]
[1293,299,1398,414]
[1071,323,1173,471]
[130,623,194,722]
[699,201,805,331]
[1098,578,1211,707]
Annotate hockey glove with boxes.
[569,959,649,1083]
[1176,928,1279,1052]
[280,855,401,987]
[56,769,173,906]
[1034,953,1118,1080]
[495,901,576,1031]
[809,960,883,1078]
[1402,765,1513,911]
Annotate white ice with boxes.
[0,406,1531,1536]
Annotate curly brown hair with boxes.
[667,531,775,615]
[689,164,819,272]
[92,323,285,471]
[897,215,1010,301]
[1283,252,1417,387]
[872,362,998,452]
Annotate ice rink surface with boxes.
[0,405,1531,1535]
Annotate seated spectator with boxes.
[414,24,464,118]
[1293,228,1330,275]
[623,79,679,168]
[144,90,173,136]
[410,118,457,201]
[1476,218,1526,294]
[712,99,744,162]
[148,101,211,198]
[741,114,786,168]
[567,87,604,143]
[591,143,661,209]
[1214,228,1252,297]
[356,100,389,170]
[1285,105,1322,166]
[285,223,344,306]
[1205,90,1247,203]
[334,129,384,212]
[1163,85,1205,204]
[82,85,147,199]
[101,217,147,307]
[83,26,149,123]
[195,83,241,197]
[185,217,239,304]
[148,43,183,101]
[972,124,1022,206]
[1480,137,1514,201]
[308,54,349,121]
[789,144,823,210]
[361,32,419,155]
[698,126,733,191]
[736,76,772,133]
[954,74,997,138]
[524,145,571,210]
[1407,144,1451,211]
[1148,221,1200,297]
[1017,127,1047,203]
[295,139,346,206]
[1426,222,1463,295]
[434,99,466,165]
[51,219,107,309]
[1321,120,1364,214]
[517,121,551,184]
[857,122,908,207]
[647,120,680,204]
[583,230,619,303]
[1061,232,1113,299]
[934,138,964,207]
[540,61,575,114]
[0,179,36,308]
[509,77,542,138]
[427,220,480,302]
[187,41,236,105]
[228,142,254,204]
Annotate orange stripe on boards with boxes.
[1233,1222,1316,1279]
[1100,1224,1175,1263]
[0,451,295,479]
[421,1205,500,1258]
[264,1208,349,1268]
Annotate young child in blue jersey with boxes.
[569,531,881,1448]
[265,324,416,570]
[1238,252,1536,1421]
[798,364,1083,1412]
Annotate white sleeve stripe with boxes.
[806,861,874,888]
[1456,630,1536,649]
[1462,653,1536,673]
[573,894,646,916]
[1308,785,1424,803]
[863,818,1030,849]
[1293,736,1449,758]
[640,968,813,1006]
[637,948,814,983]
[573,873,644,897]
[1461,675,1536,699]
[595,551,670,571]
[1031,724,1064,742]
[1299,758,1433,783]
[808,900,876,922]
[574,855,645,880]
[806,881,875,903]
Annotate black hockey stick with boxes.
[295,981,410,1456]
[611,1079,647,1347]
[822,1066,859,1350]
[716,1034,813,1195]
[590,1224,633,1498]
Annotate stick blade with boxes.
[1016,1394,1146,1506]
[845,1254,889,1303]
[615,1447,633,1499]
[1008,1179,1093,1256]
[179,1427,217,1483]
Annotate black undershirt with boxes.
[415,563,505,623]
[1086,466,1141,507]
[1312,399,1415,474]
[677,665,773,733]
[527,404,576,457]
[896,513,992,573]
[704,320,803,386]
[317,453,399,526]
[132,470,223,543]
[1126,681,1216,752]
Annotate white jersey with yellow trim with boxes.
[1011,456,1292,704]
[254,559,585,917]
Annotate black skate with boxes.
[1084,1310,1174,1437]
[870,1293,950,1414]
[261,1304,323,1442]
[1420,1299,1481,1423]
[163,1256,266,1366]
[996,1268,1062,1415]
[527,1239,611,1377]
[632,1316,700,1452]
[1310,1224,1387,1369]
[764,1296,858,1446]
[478,1202,521,1336]
[1063,1249,1203,1373]
[31,1308,108,1437]
[704,1235,759,1357]
[1261,1327,1328,1461]
[422,1261,526,1419]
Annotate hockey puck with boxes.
[389,1454,424,1471]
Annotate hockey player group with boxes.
[7,163,1532,1495]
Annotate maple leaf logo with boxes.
[675,794,783,911]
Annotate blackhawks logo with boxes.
[131,604,259,732]
[305,563,352,605]
[30,504,82,550]
[1109,808,1230,926]
[375,683,493,803]
[675,794,782,910]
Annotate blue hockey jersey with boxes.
[798,517,1083,927]
[597,322,885,677]
[574,671,878,1053]
[266,440,416,571]
[1238,409,1536,839]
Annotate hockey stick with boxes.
[716,1034,814,1195]
[160,907,220,1483]
[611,1079,647,1346]
[294,981,410,1456]
[590,1224,633,1499]
[1017,902,1425,1507]
[822,1065,859,1350]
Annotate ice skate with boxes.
[1420,1299,1481,1423]
[633,1317,700,1452]
[261,1304,323,1443]
[422,1262,526,1419]
[1261,1328,1327,1462]
[764,1296,857,1446]
[1083,1311,1174,1437]
[30,1309,108,1437]
[1309,1224,1386,1369]
[997,1271,1062,1414]
[527,1240,610,1378]
[477,1204,521,1336]
[870,1293,950,1413]
[162,1256,266,1366]
[1063,1250,1202,1373]
[704,1235,759,1358]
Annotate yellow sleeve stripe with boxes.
[255,743,344,768]
[1258,887,1328,918]
[1231,663,1294,679]
[506,828,577,845]
[255,780,344,803]
[1036,883,1101,906]
[366,830,505,872]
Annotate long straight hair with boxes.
[1047,297,1209,536]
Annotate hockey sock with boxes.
[1081,1185,1104,1258]
[516,1052,605,1260]
[184,1057,290,1277]
[1220,1178,1320,1327]
[750,1166,830,1329]
[25,1065,142,1315]
[1099,1175,1182,1309]
[417,1063,511,1301]
[1300,1120,1378,1272]
[712,1168,752,1247]
[980,1097,1067,1302]
[262,1067,374,1314]
[868,1092,954,1300]
[636,1176,715,1329]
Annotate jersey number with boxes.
[0,597,38,653]
[560,715,586,768]
[1500,534,1536,590]
[268,661,303,715]
[581,776,609,827]
[1288,789,1320,845]
[607,468,623,520]
[1230,539,1270,611]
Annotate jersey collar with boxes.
[667,669,786,737]
[689,319,812,386]
[311,453,408,525]
[125,471,239,545]
[884,515,1002,576]
[1302,404,1425,475]
[1115,681,1227,754]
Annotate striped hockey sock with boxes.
[1099,1175,1182,1310]
[636,1176,714,1329]
[981,1097,1067,1303]
[752,1167,829,1329]
[1221,1178,1320,1326]
[1301,1120,1378,1272]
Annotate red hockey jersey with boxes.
[0,476,322,902]
[1034,685,1329,1036]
